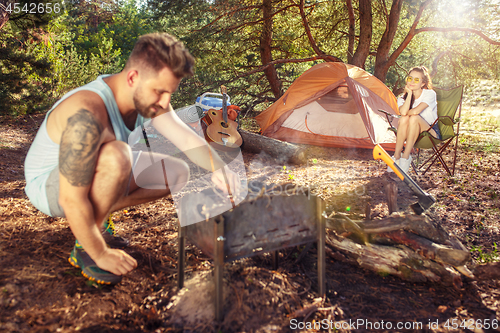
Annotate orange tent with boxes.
[255,62,400,150]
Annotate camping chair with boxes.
[413,86,463,176]
[379,85,463,176]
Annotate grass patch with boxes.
[460,112,500,133]
[459,134,500,153]
[470,243,499,263]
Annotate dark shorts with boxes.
[431,123,441,140]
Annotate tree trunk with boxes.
[240,129,307,164]
[298,0,343,64]
[374,0,432,81]
[430,51,449,78]
[346,0,355,63]
[327,234,464,288]
[372,230,470,267]
[373,0,403,82]
[260,0,282,98]
[350,0,372,69]
[0,0,10,30]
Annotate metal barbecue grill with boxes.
[177,183,326,321]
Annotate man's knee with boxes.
[135,156,189,191]
[96,141,132,180]
[176,159,190,184]
[168,159,190,193]
[159,158,190,189]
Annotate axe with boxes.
[373,144,436,215]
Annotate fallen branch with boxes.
[327,234,463,289]
[239,129,307,164]
[326,213,472,288]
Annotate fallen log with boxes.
[327,234,463,289]
[362,214,449,243]
[326,213,455,246]
[239,129,307,165]
[326,212,472,288]
[371,231,470,266]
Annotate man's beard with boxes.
[133,86,158,119]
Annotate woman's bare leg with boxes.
[394,115,410,159]
[402,115,432,159]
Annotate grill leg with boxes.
[178,226,186,289]
[272,250,279,270]
[214,217,225,322]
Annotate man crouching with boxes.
[24,33,239,284]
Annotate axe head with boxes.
[410,192,436,215]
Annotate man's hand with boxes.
[211,166,241,197]
[94,248,138,276]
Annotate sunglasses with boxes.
[406,76,421,83]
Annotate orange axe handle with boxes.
[373,144,404,180]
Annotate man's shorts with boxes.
[45,151,142,218]
[45,166,65,217]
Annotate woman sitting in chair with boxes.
[391,66,441,173]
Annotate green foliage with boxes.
[153,0,500,110]
[0,0,68,115]
[470,243,499,263]
[0,25,53,115]
[390,0,500,90]
[1,0,155,116]
[26,15,124,96]
[154,0,320,110]
[68,0,155,63]
[2,0,500,116]
[4,0,64,32]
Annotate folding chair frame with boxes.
[415,118,461,176]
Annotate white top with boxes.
[24,75,149,216]
[397,89,437,125]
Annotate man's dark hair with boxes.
[125,33,195,78]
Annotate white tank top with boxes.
[24,75,148,216]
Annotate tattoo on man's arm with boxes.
[59,109,103,187]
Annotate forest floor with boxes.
[1,91,500,332]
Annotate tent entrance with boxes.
[281,85,369,138]
[316,85,358,115]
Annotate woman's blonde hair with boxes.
[408,66,432,90]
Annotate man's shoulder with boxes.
[47,90,110,141]
[52,90,108,122]
[60,90,106,111]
